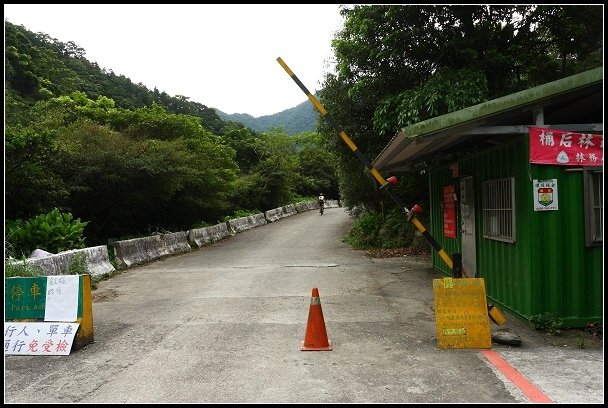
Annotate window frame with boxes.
[583,167,603,247]
[482,176,516,243]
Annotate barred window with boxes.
[584,168,603,247]
[482,177,515,243]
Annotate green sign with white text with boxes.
[5,276,83,320]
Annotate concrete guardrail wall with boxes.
[325,199,340,208]
[187,222,233,248]
[227,212,267,234]
[10,245,116,277]
[112,231,191,269]
[264,207,284,223]
[12,200,343,278]
[295,201,317,212]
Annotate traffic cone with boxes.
[300,287,332,351]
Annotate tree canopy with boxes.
[318,4,603,211]
[5,21,338,247]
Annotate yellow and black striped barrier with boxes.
[276,57,506,326]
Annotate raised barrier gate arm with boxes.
[276,57,506,326]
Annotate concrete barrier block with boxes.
[227,213,267,233]
[11,245,116,278]
[113,235,163,269]
[187,223,232,248]
[228,216,252,233]
[250,213,267,228]
[294,201,316,212]
[326,199,340,208]
[265,208,282,223]
[283,204,297,217]
[112,231,190,269]
[159,231,191,256]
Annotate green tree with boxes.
[220,123,261,174]
[320,4,603,211]
[5,125,68,219]
[6,92,240,243]
[247,128,299,210]
[291,131,339,199]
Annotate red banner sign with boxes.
[529,127,603,166]
[443,185,456,238]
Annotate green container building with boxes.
[374,68,603,328]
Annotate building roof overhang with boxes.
[372,67,603,172]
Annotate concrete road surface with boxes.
[4,208,604,403]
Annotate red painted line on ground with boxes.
[480,349,553,403]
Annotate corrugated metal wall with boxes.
[429,135,602,327]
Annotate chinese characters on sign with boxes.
[432,278,492,349]
[4,322,80,355]
[45,275,79,322]
[6,277,47,319]
[443,185,457,238]
[529,127,603,166]
[533,179,559,211]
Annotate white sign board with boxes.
[4,322,80,355]
[533,179,559,211]
[44,275,79,322]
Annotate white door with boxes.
[459,177,477,277]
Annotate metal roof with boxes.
[372,67,603,172]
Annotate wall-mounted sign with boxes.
[529,127,603,166]
[443,185,457,238]
[533,179,559,211]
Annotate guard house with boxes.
[373,67,603,328]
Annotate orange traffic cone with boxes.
[300,287,332,351]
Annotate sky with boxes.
[4,4,346,117]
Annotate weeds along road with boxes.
[4,208,601,403]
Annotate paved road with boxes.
[4,208,604,403]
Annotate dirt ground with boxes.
[363,247,603,351]
[539,327,603,350]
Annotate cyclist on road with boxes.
[318,193,326,215]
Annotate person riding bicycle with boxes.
[318,193,325,214]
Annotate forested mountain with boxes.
[4,20,339,251]
[4,20,309,134]
[215,99,319,135]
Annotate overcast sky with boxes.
[4,4,346,117]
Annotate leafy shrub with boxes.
[67,253,88,275]
[222,209,260,222]
[4,257,44,277]
[409,232,431,254]
[344,211,384,249]
[378,208,415,248]
[5,208,88,258]
[529,312,563,335]
[345,207,432,252]
[190,221,212,229]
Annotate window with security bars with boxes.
[584,168,603,247]
[482,177,515,243]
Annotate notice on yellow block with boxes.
[433,277,492,349]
